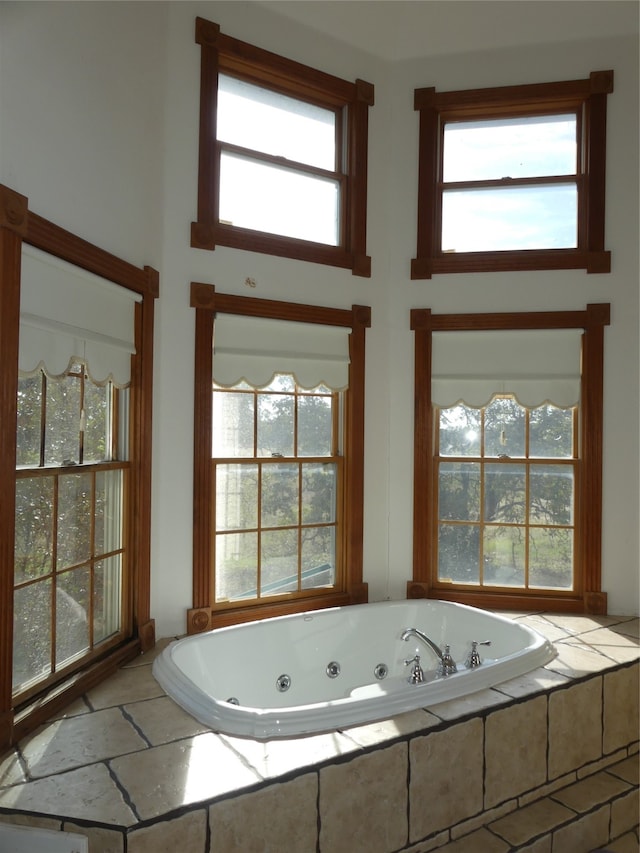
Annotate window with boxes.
[191,17,374,277]
[412,71,613,278]
[410,305,610,614]
[189,285,370,631]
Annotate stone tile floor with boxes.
[0,611,638,834]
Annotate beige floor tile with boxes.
[438,827,510,852]
[48,696,92,721]
[611,788,640,838]
[606,830,640,853]
[19,707,148,778]
[0,814,61,830]
[604,665,640,753]
[85,665,165,709]
[489,798,573,846]
[551,803,609,850]
[514,615,573,643]
[549,678,603,778]
[341,707,440,746]
[547,641,617,678]
[543,614,626,636]
[492,665,569,700]
[209,774,317,853]
[551,768,631,812]
[607,755,640,785]
[64,821,125,853]
[582,627,640,664]
[127,809,207,853]
[426,687,510,721]
[0,762,137,826]
[122,637,178,669]
[110,732,262,821]
[319,743,408,853]
[124,696,212,746]
[0,749,26,788]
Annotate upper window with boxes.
[191,18,374,277]
[412,71,613,278]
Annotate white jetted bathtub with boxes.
[152,599,556,739]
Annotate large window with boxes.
[410,305,610,614]
[191,17,374,277]
[189,285,370,632]
[412,71,613,278]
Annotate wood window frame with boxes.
[411,71,613,279]
[191,17,374,278]
[188,284,370,632]
[0,184,158,751]
[409,303,610,614]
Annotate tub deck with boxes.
[0,611,638,852]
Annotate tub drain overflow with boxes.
[374,663,389,680]
[276,674,291,692]
[326,661,341,678]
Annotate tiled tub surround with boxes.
[0,613,637,853]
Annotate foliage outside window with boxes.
[412,70,613,278]
[191,17,374,277]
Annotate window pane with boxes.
[439,406,481,457]
[442,184,577,252]
[443,114,577,182]
[529,465,574,525]
[16,374,42,466]
[483,525,526,586]
[529,528,573,589]
[258,393,294,458]
[218,74,336,170]
[220,152,340,246]
[13,579,52,691]
[438,462,480,521]
[484,463,526,524]
[45,373,81,465]
[56,567,90,667]
[530,405,574,458]
[213,391,255,457]
[94,555,122,644]
[216,464,258,531]
[57,473,92,570]
[261,528,298,596]
[83,380,109,463]
[95,469,123,556]
[298,394,332,456]
[302,463,336,524]
[215,531,257,601]
[301,527,335,588]
[485,397,525,458]
[261,463,298,527]
[15,477,54,583]
[438,523,480,584]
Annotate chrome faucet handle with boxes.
[404,654,425,684]
[437,644,458,677]
[465,640,492,669]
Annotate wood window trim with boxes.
[191,17,374,278]
[408,303,610,615]
[0,183,158,752]
[188,283,370,633]
[411,71,613,279]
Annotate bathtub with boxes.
[152,599,556,739]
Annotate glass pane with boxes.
[485,397,525,458]
[95,469,123,556]
[13,579,52,691]
[529,465,574,525]
[530,405,574,458]
[216,464,258,531]
[220,152,340,246]
[261,528,298,596]
[262,463,298,527]
[483,525,526,586]
[443,114,577,182]
[45,373,81,466]
[441,184,577,252]
[212,391,255,457]
[83,379,109,463]
[16,374,42,466]
[484,463,526,524]
[94,555,122,644]
[438,405,481,457]
[56,567,90,666]
[298,394,333,456]
[57,473,92,570]
[15,476,54,583]
[301,527,335,588]
[215,531,257,601]
[302,463,336,524]
[258,393,294,457]
[218,74,336,170]
[529,527,573,589]
[437,523,480,584]
[438,462,480,521]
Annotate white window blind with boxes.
[213,314,350,390]
[432,329,583,408]
[19,245,141,387]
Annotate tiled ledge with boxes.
[0,612,638,852]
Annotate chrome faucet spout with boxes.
[401,627,444,662]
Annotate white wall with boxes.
[1,2,637,637]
